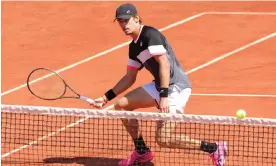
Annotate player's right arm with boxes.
[92,57,143,108]
[111,66,138,96]
[103,58,142,101]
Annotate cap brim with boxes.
[113,15,132,22]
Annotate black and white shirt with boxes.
[127,25,191,90]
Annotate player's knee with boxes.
[114,97,129,111]
[155,132,175,148]
[121,118,129,126]
[155,135,166,147]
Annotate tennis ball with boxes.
[236,109,246,119]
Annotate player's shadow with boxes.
[43,157,154,166]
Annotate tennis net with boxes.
[1,104,276,166]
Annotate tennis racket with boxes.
[27,68,101,106]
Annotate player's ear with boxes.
[133,15,140,23]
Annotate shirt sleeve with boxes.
[127,58,143,70]
[146,28,167,56]
[127,45,144,70]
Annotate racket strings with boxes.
[27,69,66,100]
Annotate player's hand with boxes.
[159,97,169,113]
[92,96,107,109]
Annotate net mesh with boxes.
[1,104,276,166]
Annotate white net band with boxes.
[2,104,276,127]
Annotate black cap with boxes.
[114,3,137,22]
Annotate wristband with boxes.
[104,89,117,101]
[159,87,169,97]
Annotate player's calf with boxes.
[155,121,181,148]
[155,130,198,149]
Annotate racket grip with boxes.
[80,96,95,104]
[80,96,104,108]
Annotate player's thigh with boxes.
[155,120,176,142]
[168,86,192,114]
[115,85,157,111]
[156,87,192,138]
[156,120,176,133]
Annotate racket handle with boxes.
[80,96,104,107]
[80,96,95,104]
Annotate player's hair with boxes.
[133,15,143,24]
[139,16,143,24]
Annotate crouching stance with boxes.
[92,3,227,166]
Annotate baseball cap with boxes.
[114,3,137,22]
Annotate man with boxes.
[92,3,227,166]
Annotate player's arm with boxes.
[102,58,142,102]
[146,28,170,94]
[146,28,170,112]
[153,54,170,89]
[110,67,138,96]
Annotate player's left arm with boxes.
[153,54,170,89]
[153,54,170,113]
[147,29,170,89]
[147,29,170,112]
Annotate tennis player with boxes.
[92,3,227,166]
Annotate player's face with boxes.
[117,17,138,35]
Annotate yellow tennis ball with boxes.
[236,109,246,119]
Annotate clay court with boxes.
[1,1,276,166]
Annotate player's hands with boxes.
[92,96,108,109]
[159,97,169,113]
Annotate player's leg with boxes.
[155,120,201,149]
[155,87,203,149]
[156,120,227,166]
[154,86,227,165]
[114,84,157,165]
[156,120,222,151]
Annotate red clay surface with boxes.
[2,1,276,166]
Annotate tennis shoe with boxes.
[210,141,228,166]
[118,149,153,166]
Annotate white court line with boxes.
[206,11,276,15]
[192,93,276,97]
[186,32,276,74]
[2,31,275,158]
[2,11,275,97]
[1,12,206,97]
[1,104,115,159]
[1,12,205,158]
[2,13,276,158]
